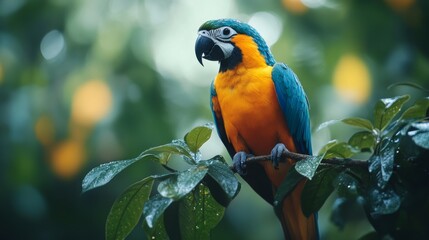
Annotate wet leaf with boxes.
[106,177,155,240]
[401,97,429,120]
[301,167,341,217]
[158,166,208,200]
[143,194,174,228]
[143,142,194,165]
[295,154,325,180]
[184,125,213,153]
[348,131,376,152]
[374,95,410,130]
[342,117,374,131]
[408,122,429,149]
[369,187,401,216]
[335,172,360,198]
[178,184,224,240]
[324,142,360,159]
[82,154,157,193]
[202,156,240,201]
[142,214,168,240]
[368,139,396,189]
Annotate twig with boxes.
[229,150,367,173]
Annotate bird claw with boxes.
[233,151,252,175]
[271,143,288,169]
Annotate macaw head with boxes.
[195,18,275,72]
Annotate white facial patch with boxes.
[198,27,237,59]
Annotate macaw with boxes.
[195,19,318,239]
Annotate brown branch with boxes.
[229,150,368,173]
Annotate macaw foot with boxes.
[232,151,252,175]
[271,143,288,169]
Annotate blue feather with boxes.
[271,63,312,155]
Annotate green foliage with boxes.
[83,95,429,240]
[82,124,240,240]
[301,167,342,217]
[295,154,325,180]
[298,95,429,239]
[374,95,410,131]
[106,177,157,240]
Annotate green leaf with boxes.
[82,154,155,193]
[348,131,376,151]
[301,167,341,217]
[143,194,174,228]
[374,95,410,130]
[178,184,225,240]
[368,187,401,216]
[324,142,360,159]
[295,154,325,180]
[274,167,304,212]
[401,97,429,120]
[335,172,361,198]
[342,117,374,131]
[82,141,197,193]
[105,177,155,240]
[369,139,396,189]
[202,156,240,200]
[318,140,338,155]
[387,82,429,92]
[158,165,209,200]
[184,125,213,153]
[143,142,194,165]
[142,214,169,240]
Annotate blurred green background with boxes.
[1,0,428,239]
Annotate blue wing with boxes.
[272,63,312,155]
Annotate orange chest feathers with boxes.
[212,66,296,156]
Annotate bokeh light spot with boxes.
[40,30,65,60]
[301,0,327,8]
[34,115,55,147]
[50,139,85,179]
[71,80,112,127]
[248,12,283,47]
[385,0,415,11]
[282,0,308,14]
[333,54,372,104]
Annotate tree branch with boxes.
[229,150,368,173]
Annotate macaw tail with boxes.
[278,179,319,240]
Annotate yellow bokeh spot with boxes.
[333,54,372,104]
[50,139,85,179]
[34,115,55,147]
[282,0,308,14]
[71,79,112,127]
[385,0,415,11]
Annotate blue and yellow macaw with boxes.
[195,19,318,239]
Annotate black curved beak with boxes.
[195,34,225,66]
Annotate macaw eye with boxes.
[223,28,230,36]
[218,27,236,40]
